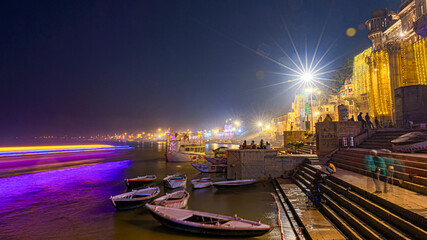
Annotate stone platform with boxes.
[276,178,346,240]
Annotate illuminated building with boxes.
[355,0,427,121]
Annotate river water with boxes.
[0,143,285,240]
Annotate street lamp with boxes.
[305,88,316,133]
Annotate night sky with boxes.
[0,0,400,137]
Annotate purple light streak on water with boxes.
[0,160,132,239]
[0,146,133,157]
[0,151,125,170]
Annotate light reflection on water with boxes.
[0,145,281,240]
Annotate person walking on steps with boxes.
[365,150,385,193]
[358,112,366,128]
[382,149,397,193]
[365,113,374,128]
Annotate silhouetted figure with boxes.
[365,113,374,128]
[349,115,354,121]
[259,139,264,149]
[358,112,366,128]
[251,141,256,149]
[242,140,247,149]
[265,141,271,149]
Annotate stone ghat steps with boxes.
[292,165,427,239]
[341,148,427,163]
[293,170,411,239]
[332,149,427,194]
[331,153,427,182]
[304,164,427,231]
[357,130,419,149]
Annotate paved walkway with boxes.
[313,165,427,220]
[277,178,346,240]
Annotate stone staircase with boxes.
[291,164,427,239]
[331,148,427,195]
[297,143,316,154]
[357,129,427,150]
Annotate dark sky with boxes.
[0,0,400,137]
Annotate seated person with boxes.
[326,162,336,175]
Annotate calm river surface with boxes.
[0,143,285,240]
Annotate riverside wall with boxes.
[227,149,310,180]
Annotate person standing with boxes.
[382,150,394,193]
[365,113,374,128]
[358,112,366,128]
[375,117,381,128]
[365,150,383,193]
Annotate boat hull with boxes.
[212,179,257,189]
[110,198,151,210]
[167,151,203,162]
[154,190,189,209]
[164,180,186,189]
[124,179,155,189]
[192,182,212,189]
[191,163,226,173]
[147,205,272,237]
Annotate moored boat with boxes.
[145,204,273,237]
[204,156,227,165]
[166,139,206,162]
[191,177,212,189]
[191,163,227,173]
[164,174,187,189]
[212,179,258,189]
[124,175,157,188]
[153,190,189,209]
[110,187,160,210]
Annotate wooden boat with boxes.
[205,156,227,165]
[110,187,160,210]
[124,175,157,188]
[191,163,227,173]
[145,204,273,237]
[164,174,187,189]
[191,177,212,189]
[212,179,257,189]
[153,190,190,209]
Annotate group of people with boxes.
[241,139,271,149]
[356,112,381,129]
[365,149,399,193]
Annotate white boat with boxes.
[191,177,213,189]
[166,140,206,162]
[164,174,187,189]
[145,204,273,237]
[153,190,190,209]
[212,179,258,189]
[110,187,160,210]
[191,163,227,173]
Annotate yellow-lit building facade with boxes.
[353,0,427,122]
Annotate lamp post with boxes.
[305,88,315,133]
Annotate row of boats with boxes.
[109,174,272,237]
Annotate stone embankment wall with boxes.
[227,149,309,180]
[316,121,363,157]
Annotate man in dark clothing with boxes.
[358,112,366,128]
